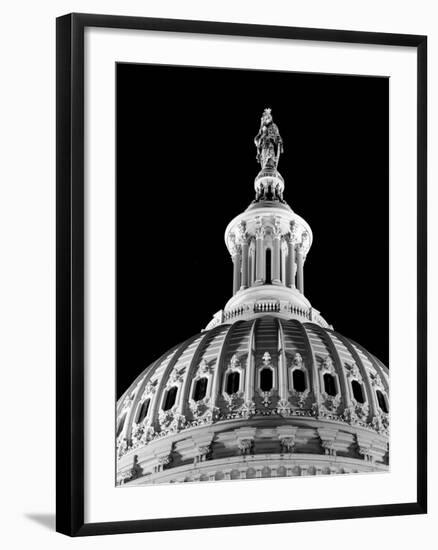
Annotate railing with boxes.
[253,301,280,313]
[204,302,332,330]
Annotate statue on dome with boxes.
[254,108,284,170]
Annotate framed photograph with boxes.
[56,13,427,536]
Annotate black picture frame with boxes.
[56,12,427,537]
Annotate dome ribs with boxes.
[332,331,379,419]
[179,325,227,418]
[280,319,310,364]
[306,323,349,410]
[119,353,168,442]
[245,318,258,403]
[250,316,278,406]
[117,342,179,416]
[212,320,245,407]
[350,340,389,394]
[276,318,289,404]
[290,319,321,405]
[149,333,202,432]
[253,316,278,362]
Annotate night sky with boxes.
[116,63,389,398]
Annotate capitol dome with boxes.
[116,109,389,485]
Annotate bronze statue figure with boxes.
[254,108,284,170]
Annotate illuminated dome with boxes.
[117,109,389,485]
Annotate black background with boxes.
[116,63,389,398]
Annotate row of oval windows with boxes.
[117,370,388,436]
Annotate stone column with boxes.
[232,248,241,295]
[272,232,281,285]
[240,238,249,290]
[248,245,254,286]
[286,236,296,288]
[255,226,265,284]
[296,244,304,294]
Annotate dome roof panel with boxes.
[117,317,389,467]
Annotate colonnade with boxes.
[231,235,305,295]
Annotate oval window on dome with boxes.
[323,373,337,396]
[351,380,365,403]
[292,369,306,392]
[163,386,177,411]
[193,377,208,401]
[226,371,240,395]
[376,389,389,413]
[260,368,273,391]
[136,398,150,423]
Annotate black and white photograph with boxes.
[115,64,390,486]
[52,11,427,538]
[0,0,433,546]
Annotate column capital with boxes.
[229,232,242,257]
[273,217,282,239]
[236,220,247,239]
[231,245,242,259]
[255,225,266,239]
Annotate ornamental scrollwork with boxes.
[258,391,272,407]
[279,436,295,454]
[228,353,241,371]
[370,371,384,389]
[236,221,248,244]
[238,438,254,456]
[130,420,155,448]
[289,220,298,243]
[321,392,341,411]
[255,222,266,239]
[319,355,335,375]
[291,388,310,409]
[189,396,216,419]
[224,390,244,411]
[273,217,282,238]
[167,367,184,386]
[196,359,212,377]
[342,402,369,425]
[262,351,272,366]
[236,399,256,419]
[158,408,187,434]
[140,380,156,402]
[116,435,129,459]
[190,405,220,426]
[276,398,293,417]
[371,412,389,435]
[291,352,304,368]
[312,399,341,420]
[345,362,362,380]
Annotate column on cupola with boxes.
[255,224,265,285]
[240,236,249,290]
[232,246,242,295]
[248,241,255,286]
[296,243,304,294]
[286,235,296,288]
[272,221,282,285]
